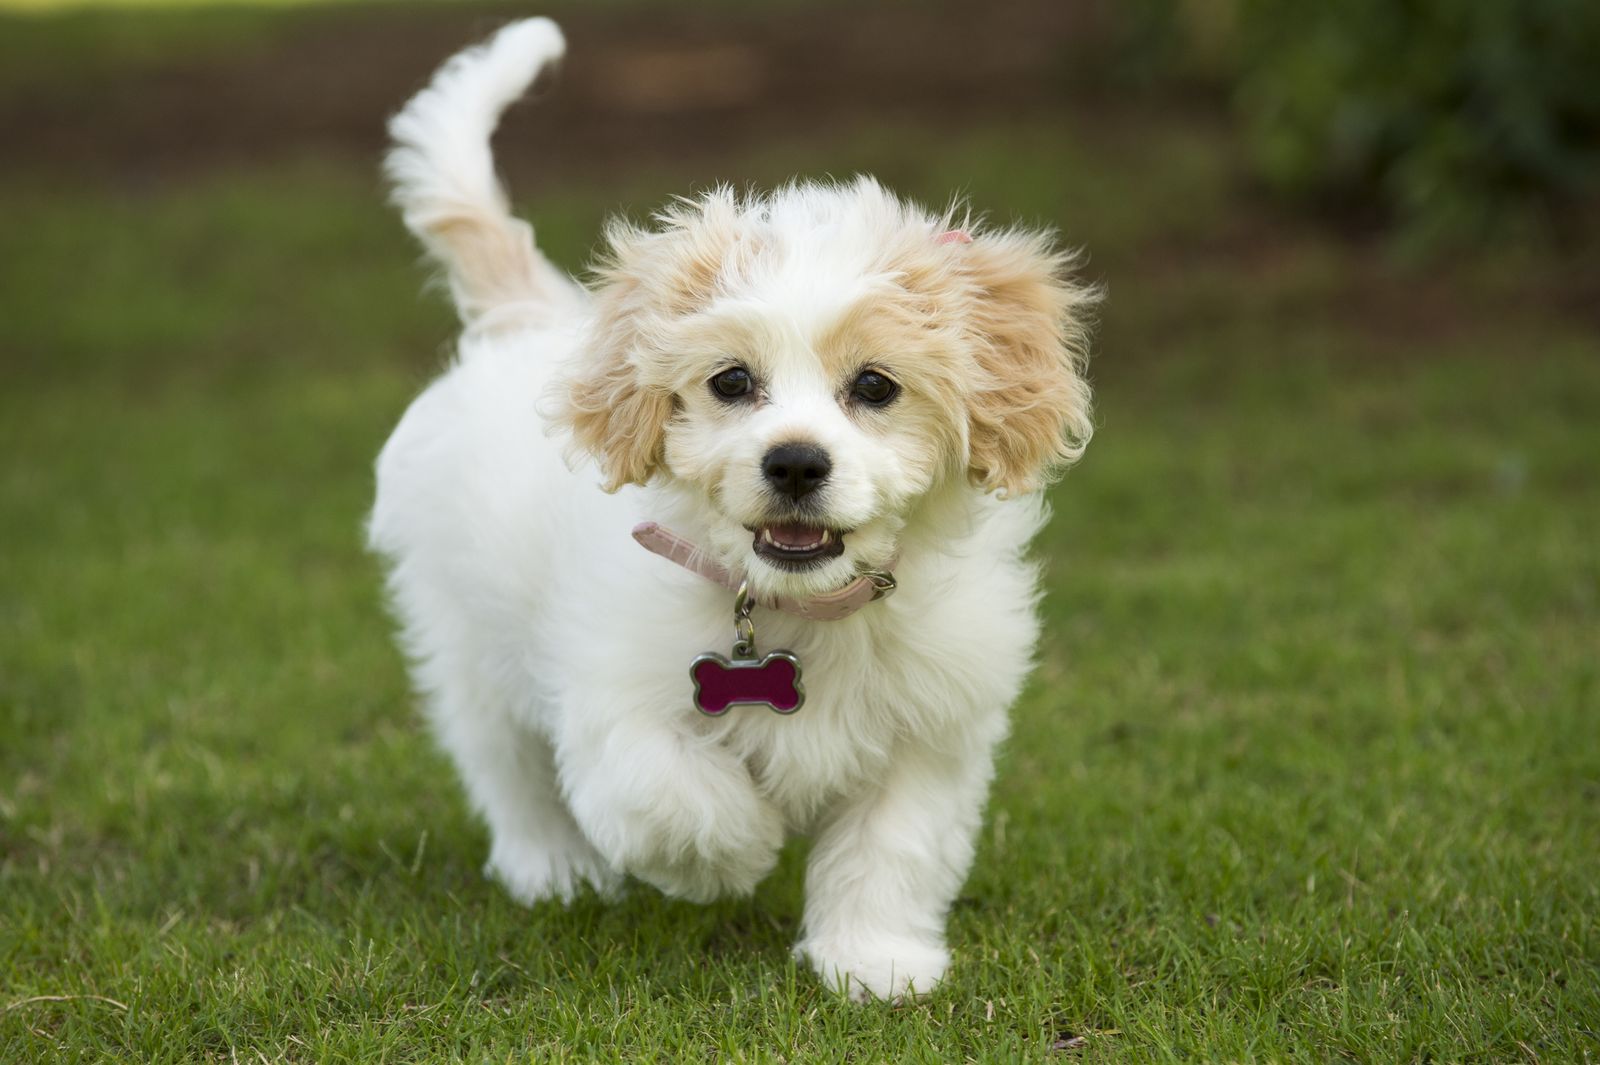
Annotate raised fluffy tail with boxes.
[385,18,580,331]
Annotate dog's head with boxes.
[557,179,1095,598]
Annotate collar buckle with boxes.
[862,570,898,602]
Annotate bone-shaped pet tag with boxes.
[691,651,803,715]
[690,582,805,715]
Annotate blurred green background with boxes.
[2,1,1597,1061]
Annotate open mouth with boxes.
[751,522,847,570]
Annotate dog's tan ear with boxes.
[961,229,1096,495]
[557,275,674,492]
[558,197,745,491]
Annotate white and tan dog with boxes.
[369,18,1095,1001]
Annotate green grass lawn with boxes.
[3,9,1599,1060]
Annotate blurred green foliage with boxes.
[1125,0,1600,247]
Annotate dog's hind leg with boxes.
[428,670,618,904]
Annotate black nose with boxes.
[762,443,832,501]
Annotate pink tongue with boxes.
[767,523,823,548]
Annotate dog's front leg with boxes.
[797,737,997,1002]
[555,704,785,903]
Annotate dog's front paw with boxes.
[798,936,950,1003]
[570,762,786,903]
[487,832,619,905]
[623,794,785,903]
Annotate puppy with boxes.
[369,18,1095,1002]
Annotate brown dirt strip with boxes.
[2,0,1591,339]
[0,0,1112,185]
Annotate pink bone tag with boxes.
[690,651,804,715]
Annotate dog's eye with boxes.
[709,366,754,401]
[851,370,899,407]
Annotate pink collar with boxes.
[632,521,897,621]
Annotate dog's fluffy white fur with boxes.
[369,18,1095,1002]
